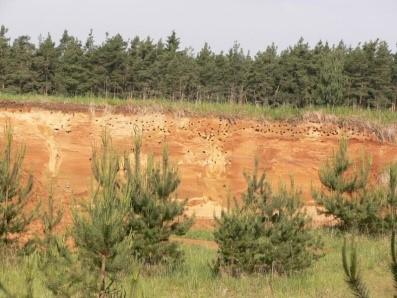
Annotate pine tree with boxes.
[344,45,368,106]
[41,133,139,297]
[212,52,229,101]
[158,31,196,100]
[371,41,394,108]
[214,160,322,276]
[341,164,397,298]
[342,238,370,298]
[35,187,82,297]
[165,31,180,52]
[33,34,58,95]
[126,36,141,98]
[278,38,314,107]
[24,186,63,256]
[81,29,98,96]
[0,123,33,245]
[393,50,397,105]
[7,36,36,93]
[122,135,193,266]
[225,42,250,103]
[317,48,346,106]
[127,37,162,99]
[0,25,10,91]
[196,42,216,101]
[96,34,128,98]
[55,31,87,96]
[313,138,390,233]
[245,44,278,105]
[72,133,134,296]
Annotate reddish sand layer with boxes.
[1,102,396,229]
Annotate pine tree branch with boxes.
[342,238,370,298]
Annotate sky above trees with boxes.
[0,0,396,53]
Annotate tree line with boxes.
[0,25,397,108]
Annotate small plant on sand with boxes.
[122,135,193,266]
[213,160,323,276]
[314,138,390,234]
[0,123,33,245]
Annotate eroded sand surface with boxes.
[1,102,397,229]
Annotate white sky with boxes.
[0,0,396,53]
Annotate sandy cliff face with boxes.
[1,102,397,228]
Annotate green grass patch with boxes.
[1,92,397,125]
[182,229,215,241]
[0,230,394,297]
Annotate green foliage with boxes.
[0,254,36,298]
[41,189,62,242]
[314,138,390,234]
[40,133,140,297]
[0,25,396,107]
[33,34,58,95]
[40,237,83,297]
[342,238,370,298]
[182,229,214,241]
[0,123,33,245]
[0,25,10,91]
[213,160,323,276]
[122,135,193,266]
[37,132,188,295]
[316,48,346,106]
[341,163,397,298]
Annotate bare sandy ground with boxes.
[1,102,397,229]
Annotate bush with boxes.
[122,135,193,266]
[213,160,323,276]
[313,138,391,234]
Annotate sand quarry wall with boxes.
[1,102,397,228]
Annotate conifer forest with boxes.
[1,25,397,108]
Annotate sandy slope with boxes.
[1,102,397,229]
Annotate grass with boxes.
[182,229,215,241]
[1,92,397,125]
[0,231,394,298]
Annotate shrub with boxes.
[122,135,193,266]
[213,160,323,276]
[0,123,33,245]
[313,138,391,234]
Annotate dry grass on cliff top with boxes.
[1,92,397,137]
